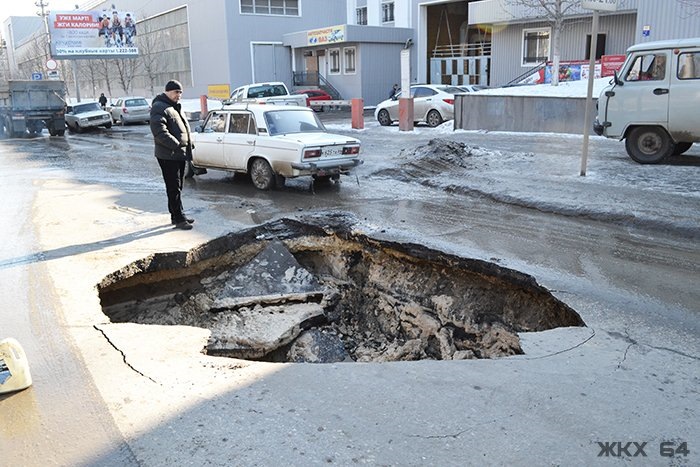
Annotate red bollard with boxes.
[399,97,414,131]
[200,95,208,118]
[351,98,364,129]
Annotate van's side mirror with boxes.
[614,71,624,86]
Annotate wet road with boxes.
[1,114,698,464]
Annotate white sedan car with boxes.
[65,102,112,132]
[189,104,362,190]
[374,84,464,127]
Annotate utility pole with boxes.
[35,0,51,61]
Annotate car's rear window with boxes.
[247,85,287,98]
[125,99,148,106]
[264,109,325,135]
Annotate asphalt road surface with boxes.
[1,113,697,466]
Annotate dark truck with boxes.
[0,80,67,137]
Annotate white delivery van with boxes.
[594,38,700,164]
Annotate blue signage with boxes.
[31,72,43,80]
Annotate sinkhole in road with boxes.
[98,217,585,363]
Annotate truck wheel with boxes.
[672,142,693,156]
[56,130,65,137]
[250,158,275,190]
[625,126,673,164]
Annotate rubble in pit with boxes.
[98,215,585,363]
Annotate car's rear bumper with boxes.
[291,158,363,175]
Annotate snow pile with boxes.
[476,77,614,98]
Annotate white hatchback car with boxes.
[190,104,362,190]
[109,97,151,125]
[374,84,464,127]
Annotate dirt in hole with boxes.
[98,216,585,363]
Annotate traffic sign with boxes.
[31,72,43,80]
[46,59,58,70]
[47,70,60,80]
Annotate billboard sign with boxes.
[48,10,138,59]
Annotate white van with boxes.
[594,38,700,164]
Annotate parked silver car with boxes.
[109,97,151,125]
[374,84,464,127]
[65,102,112,132]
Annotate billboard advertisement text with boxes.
[49,10,138,59]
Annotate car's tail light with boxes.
[443,98,454,105]
[122,107,128,113]
[342,145,360,155]
[304,148,321,159]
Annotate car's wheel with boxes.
[250,158,275,190]
[625,126,673,164]
[673,142,693,156]
[104,122,112,129]
[74,124,83,133]
[426,109,443,128]
[377,109,392,126]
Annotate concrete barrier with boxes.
[454,94,596,135]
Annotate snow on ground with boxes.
[475,77,614,98]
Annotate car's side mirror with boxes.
[194,125,202,132]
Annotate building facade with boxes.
[2,0,699,103]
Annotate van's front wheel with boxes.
[625,126,673,164]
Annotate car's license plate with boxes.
[322,146,342,156]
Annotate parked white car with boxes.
[374,84,464,127]
[109,97,151,125]
[189,104,362,190]
[228,82,307,107]
[65,102,112,132]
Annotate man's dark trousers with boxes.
[157,158,186,224]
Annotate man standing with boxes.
[98,93,108,110]
[150,80,195,230]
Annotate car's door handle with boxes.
[216,137,223,142]
[246,140,255,144]
[653,88,669,95]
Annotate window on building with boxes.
[343,47,356,74]
[522,28,550,66]
[240,0,299,16]
[356,7,367,25]
[382,1,395,23]
[678,52,700,79]
[330,48,341,74]
[585,33,606,60]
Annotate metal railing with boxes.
[292,72,342,100]
[431,42,492,58]
[505,61,547,86]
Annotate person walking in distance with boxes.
[150,80,195,230]
[98,92,108,110]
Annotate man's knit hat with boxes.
[165,80,183,92]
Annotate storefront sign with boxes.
[307,25,346,46]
